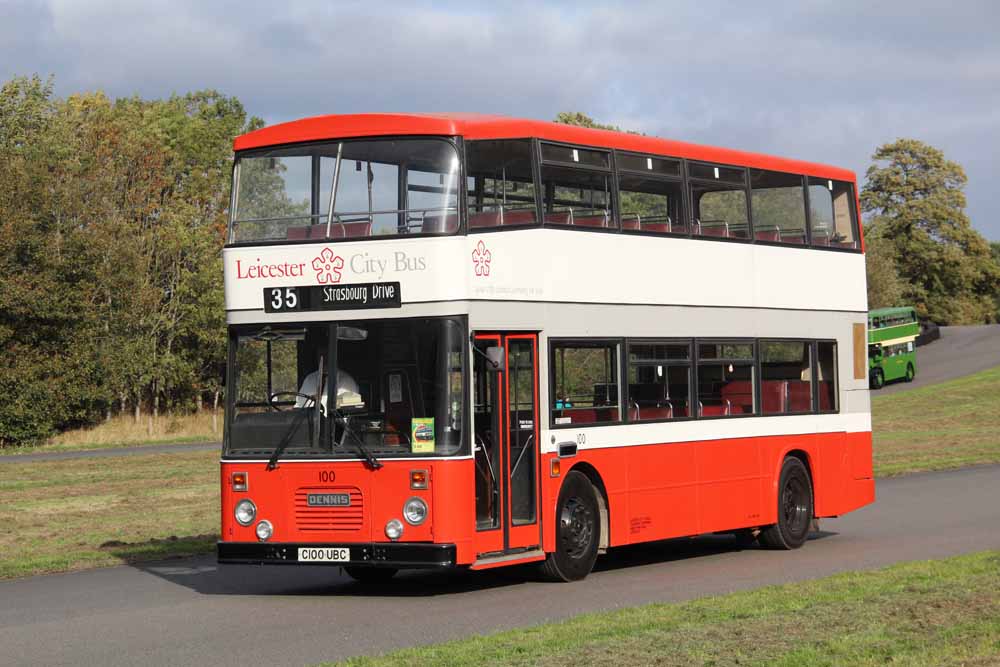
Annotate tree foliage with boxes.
[861,139,999,324]
[0,75,258,446]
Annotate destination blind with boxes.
[264,282,401,312]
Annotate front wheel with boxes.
[343,566,398,584]
[540,471,601,582]
[759,457,813,550]
[870,368,884,390]
[905,364,915,382]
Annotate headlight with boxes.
[235,499,256,526]
[255,520,273,542]
[385,519,404,541]
[403,497,428,525]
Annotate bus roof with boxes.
[233,113,856,182]
[869,306,916,318]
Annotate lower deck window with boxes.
[696,342,755,417]
[551,341,621,425]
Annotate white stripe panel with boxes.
[541,411,871,454]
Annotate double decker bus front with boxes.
[218,134,472,572]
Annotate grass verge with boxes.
[0,412,220,456]
[325,550,1000,667]
[0,450,218,579]
[872,365,1000,476]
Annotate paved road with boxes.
[878,324,1000,395]
[1,465,998,667]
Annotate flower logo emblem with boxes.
[312,247,344,284]
[472,240,492,277]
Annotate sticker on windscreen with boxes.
[411,418,435,453]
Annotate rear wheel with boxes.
[540,471,600,582]
[905,364,915,382]
[759,457,813,550]
[870,368,884,390]
[344,566,398,583]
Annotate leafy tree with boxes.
[864,226,907,309]
[554,111,622,132]
[0,74,258,446]
[861,139,1000,324]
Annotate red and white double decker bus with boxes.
[218,114,874,582]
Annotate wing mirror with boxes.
[485,346,504,372]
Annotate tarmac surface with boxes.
[1,465,998,667]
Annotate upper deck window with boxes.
[750,169,807,245]
[688,162,750,240]
[466,140,539,228]
[539,143,613,229]
[807,177,859,249]
[617,152,685,235]
[230,138,460,244]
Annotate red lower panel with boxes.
[541,430,874,549]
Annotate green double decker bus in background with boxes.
[868,306,918,389]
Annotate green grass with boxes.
[872,365,1000,476]
[0,412,220,457]
[324,551,1000,667]
[0,450,219,579]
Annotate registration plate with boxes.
[298,547,350,562]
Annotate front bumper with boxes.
[217,541,456,569]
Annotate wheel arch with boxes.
[567,461,610,554]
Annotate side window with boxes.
[627,341,692,420]
[617,153,685,235]
[759,341,813,414]
[750,169,807,245]
[816,341,838,411]
[688,163,749,239]
[696,342,755,417]
[465,140,538,229]
[808,177,858,249]
[540,143,613,229]
[551,341,621,425]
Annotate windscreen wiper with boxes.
[265,407,309,471]
[335,410,383,470]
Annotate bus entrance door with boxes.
[473,333,541,558]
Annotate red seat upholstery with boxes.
[787,381,812,412]
[569,409,597,424]
[574,215,607,228]
[700,225,729,238]
[286,223,327,240]
[638,405,673,420]
[329,221,372,238]
[817,381,835,410]
[545,211,573,225]
[720,381,753,414]
[755,229,780,242]
[699,402,730,417]
[501,209,537,226]
[469,211,501,228]
[622,215,640,230]
[760,380,787,414]
[779,231,806,244]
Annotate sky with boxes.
[3,0,999,239]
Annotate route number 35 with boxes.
[269,287,299,311]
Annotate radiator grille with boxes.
[294,487,363,532]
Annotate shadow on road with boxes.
[125,529,837,598]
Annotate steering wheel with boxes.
[268,391,321,412]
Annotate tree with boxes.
[861,139,1000,324]
[864,226,906,309]
[554,111,622,132]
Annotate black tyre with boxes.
[759,457,813,550]
[343,566,398,583]
[540,471,601,582]
[733,528,758,548]
[870,368,884,390]
[905,364,915,382]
